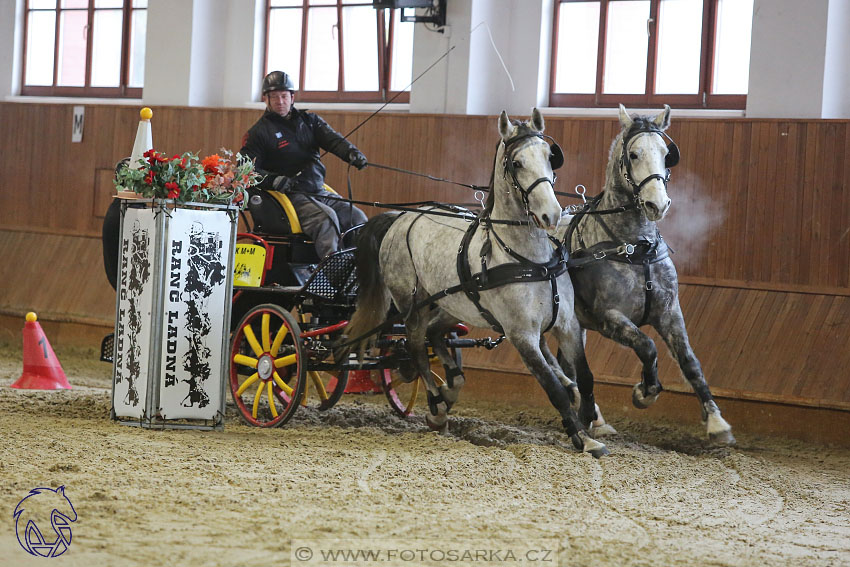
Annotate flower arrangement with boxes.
[114,148,259,208]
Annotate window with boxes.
[265,0,414,103]
[550,0,754,109]
[22,0,146,97]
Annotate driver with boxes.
[240,70,368,259]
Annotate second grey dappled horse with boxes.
[347,109,608,457]
[562,104,734,445]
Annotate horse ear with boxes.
[531,107,545,132]
[618,104,633,130]
[653,104,672,131]
[498,110,512,140]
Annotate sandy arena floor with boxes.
[1,342,849,567]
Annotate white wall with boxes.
[143,0,260,108]
[0,0,23,99]
[411,0,553,117]
[746,0,850,118]
[822,0,850,118]
[142,0,195,106]
[2,0,848,117]
[409,1,472,115]
[222,0,266,107]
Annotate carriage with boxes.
[225,186,498,428]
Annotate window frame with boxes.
[549,0,747,109]
[20,0,145,98]
[264,0,411,104]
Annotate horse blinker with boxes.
[665,142,680,168]
[549,143,564,170]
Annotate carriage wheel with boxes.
[276,313,350,412]
[230,304,306,427]
[382,336,462,418]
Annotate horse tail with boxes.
[344,212,400,356]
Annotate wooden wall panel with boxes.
[462,283,850,410]
[2,102,850,410]
[3,102,849,293]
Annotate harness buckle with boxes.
[593,250,607,260]
[619,243,635,256]
[645,280,653,291]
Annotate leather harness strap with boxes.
[456,217,569,335]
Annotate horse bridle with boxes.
[501,131,564,213]
[619,125,680,199]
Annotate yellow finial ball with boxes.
[26,312,37,323]
[140,107,153,120]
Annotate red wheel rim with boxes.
[230,305,304,427]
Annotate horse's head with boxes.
[614,104,677,221]
[494,108,563,230]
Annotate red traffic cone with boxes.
[11,313,72,390]
[344,369,382,394]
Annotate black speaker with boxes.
[373,0,434,9]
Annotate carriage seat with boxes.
[246,184,339,236]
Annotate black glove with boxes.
[348,149,368,170]
[272,175,296,193]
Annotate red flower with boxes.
[143,149,154,158]
[144,173,153,185]
[165,181,180,199]
[202,154,222,174]
[179,157,188,169]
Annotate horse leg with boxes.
[541,340,578,397]
[510,331,608,458]
[552,322,617,438]
[655,308,735,445]
[596,310,663,409]
[425,310,465,408]
[556,327,615,434]
[404,308,450,433]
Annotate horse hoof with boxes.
[581,434,610,458]
[588,445,610,459]
[569,434,584,452]
[709,429,736,446]
[632,383,660,409]
[590,423,618,437]
[425,413,449,435]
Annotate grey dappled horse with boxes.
[561,104,734,445]
[347,109,608,457]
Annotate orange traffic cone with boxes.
[344,369,382,394]
[11,313,72,390]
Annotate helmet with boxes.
[262,71,296,94]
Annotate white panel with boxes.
[157,208,231,421]
[113,207,156,419]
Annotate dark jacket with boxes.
[240,106,356,193]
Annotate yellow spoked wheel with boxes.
[381,341,462,418]
[230,304,305,427]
